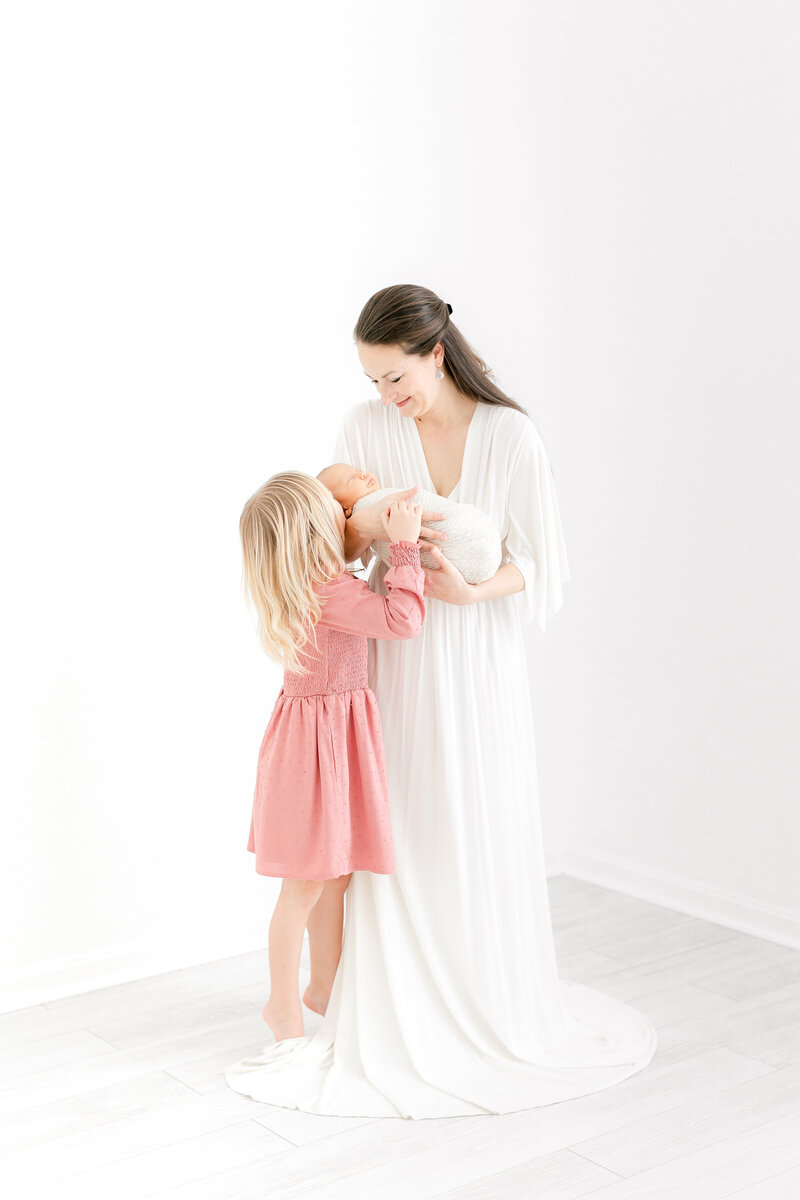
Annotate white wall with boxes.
[0,0,563,1011]
[4,0,797,1014]
[541,0,800,942]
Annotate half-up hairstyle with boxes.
[239,471,349,675]
[353,283,528,415]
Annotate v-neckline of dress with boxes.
[406,401,483,501]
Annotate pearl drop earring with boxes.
[436,369,444,380]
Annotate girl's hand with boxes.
[347,486,448,547]
[383,498,423,545]
[421,546,474,605]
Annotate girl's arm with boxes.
[317,541,425,639]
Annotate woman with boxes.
[225,284,657,1118]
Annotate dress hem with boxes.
[250,856,396,881]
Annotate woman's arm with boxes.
[343,517,374,566]
[421,418,569,621]
[421,549,525,605]
[344,490,448,566]
[469,561,526,602]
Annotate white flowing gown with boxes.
[225,398,658,1118]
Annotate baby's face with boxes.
[318,463,381,519]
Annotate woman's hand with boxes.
[421,546,475,606]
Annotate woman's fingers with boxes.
[389,486,420,502]
[419,523,447,543]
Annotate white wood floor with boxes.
[3,877,800,1200]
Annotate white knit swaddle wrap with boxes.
[352,487,502,584]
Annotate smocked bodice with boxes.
[280,543,424,699]
[282,624,369,698]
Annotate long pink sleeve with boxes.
[315,541,425,639]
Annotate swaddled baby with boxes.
[317,462,502,584]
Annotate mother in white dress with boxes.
[225,284,657,1117]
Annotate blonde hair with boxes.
[239,471,350,675]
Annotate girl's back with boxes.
[247,539,425,881]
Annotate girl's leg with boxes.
[303,872,353,1016]
[263,877,325,1041]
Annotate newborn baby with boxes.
[317,462,502,584]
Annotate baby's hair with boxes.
[316,464,339,491]
[239,471,349,675]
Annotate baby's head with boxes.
[317,463,382,519]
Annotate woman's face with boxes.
[357,341,443,420]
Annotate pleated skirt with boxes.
[246,686,396,880]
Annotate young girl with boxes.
[238,469,426,1046]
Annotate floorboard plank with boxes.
[2,879,798,1200]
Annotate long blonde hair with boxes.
[239,471,350,675]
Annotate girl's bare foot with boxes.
[302,983,330,1015]
[261,998,304,1042]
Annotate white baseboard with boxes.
[4,848,797,1015]
[557,844,800,951]
[0,921,310,1017]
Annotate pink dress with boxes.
[246,540,425,880]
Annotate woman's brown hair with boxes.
[353,283,528,416]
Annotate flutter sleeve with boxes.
[317,541,425,639]
[501,420,571,633]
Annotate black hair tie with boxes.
[446,302,453,315]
